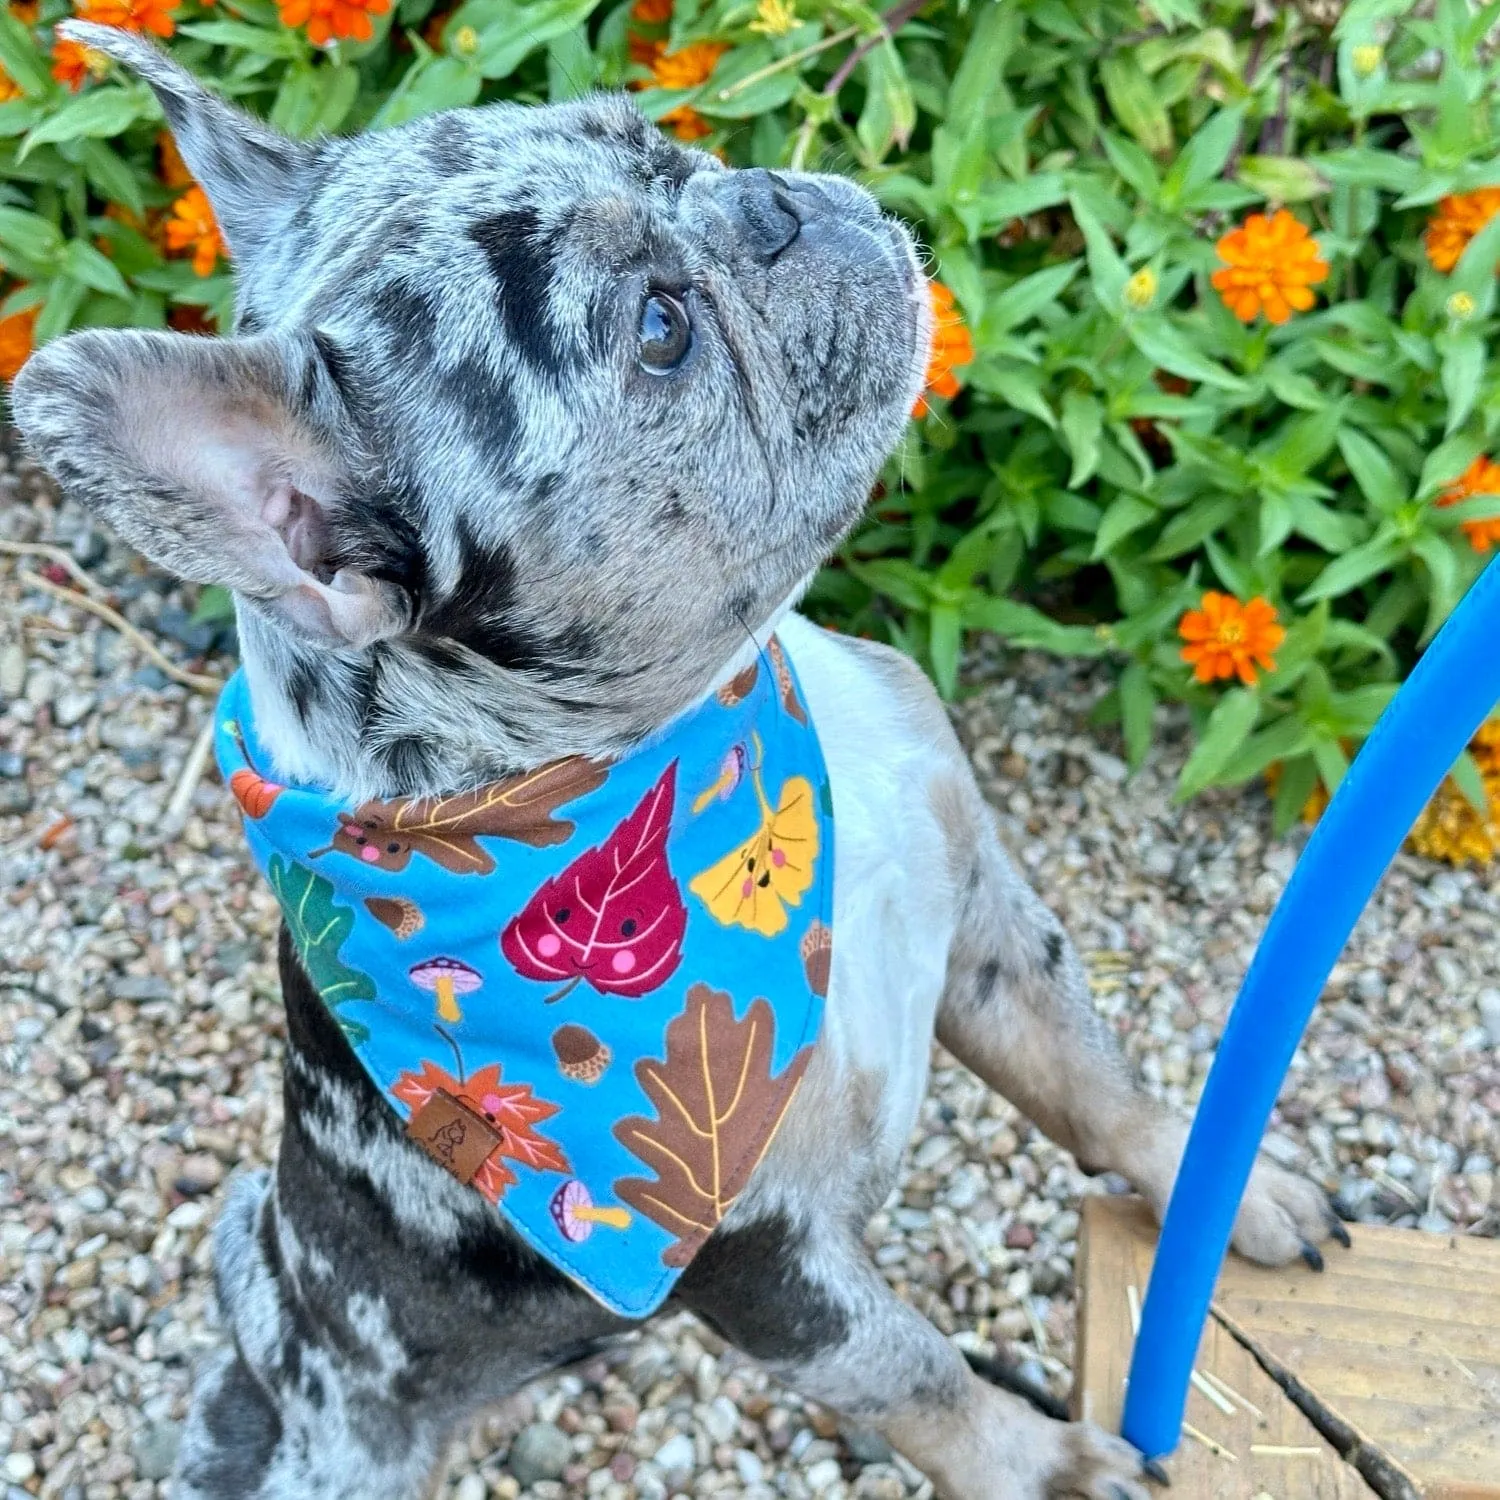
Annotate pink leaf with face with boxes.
[501,764,686,1000]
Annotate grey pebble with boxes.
[507,1422,571,1487]
[0,641,24,698]
[54,689,96,728]
[840,1425,893,1466]
[131,1420,181,1482]
[653,1432,697,1476]
[1478,989,1500,1049]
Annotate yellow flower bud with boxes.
[749,0,798,35]
[1123,267,1157,310]
[454,24,479,56]
[1352,44,1382,77]
[1447,291,1477,321]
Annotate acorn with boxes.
[552,1023,611,1084]
[365,896,425,941]
[801,920,832,997]
[716,663,759,707]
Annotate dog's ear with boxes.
[59,19,311,267]
[12,327,410,648]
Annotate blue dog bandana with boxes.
[214,640,832,1318]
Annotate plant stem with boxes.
[822,0,927,99]
[717,24,859,101]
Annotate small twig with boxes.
[1370,1167,1422,1210]
[1022,1296,1050,1357]
[1249,1445,1323,1457]
[0,538,109,598]
[717,23,859,100]
[821,0,925,99]
[18,569,223,694]
[1182,1423,1238,1462]
[160,715,217,837]
[1202,1369,1264,1420]
[1191,1370,1237,1417]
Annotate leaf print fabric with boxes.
[501,765,687,1002]
[213,638,832,1318]
[689,761,819,937]
[392,1060,570,1204]
[319,757,609,874]
[266,855,375,1044]
[614,982,812,1266]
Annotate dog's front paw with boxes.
[1044,1423,1155,1500]
[1231,1157,1349,1269]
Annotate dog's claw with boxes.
[1300,1241,1325,1272]
[1327,1218,1352,1249]
[1331,1194,1357,1222]
[1141,1457,1171,1486]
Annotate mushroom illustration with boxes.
[549,1180,632,1244]
[551,1024,612,1084]
[409,956,481,1024]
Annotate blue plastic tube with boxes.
[1121,555,1500,1460]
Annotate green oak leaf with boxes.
[267,855,375,1045]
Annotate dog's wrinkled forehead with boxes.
[253,96,710,348]
[258,93,918,492]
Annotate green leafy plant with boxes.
[3,0,1499,824]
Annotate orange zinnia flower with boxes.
[277,0,390,45]
[158,130,193,188]
[1210,209,1329,325]
[0,66,20,103]
[631,0,672,20]
[628,37,722,139]
[1178,591,1285,685]
[649,39,725,90]
[1437,454,1500,552]
[10,2,41,23]
[661,105,711,141]
[77,0,179,39]
[164,186,226,277]
[912,280,974,418]
[1424,188,1500,274]
[0,301,38,383]
[628,32,663,66]
[52,37,108,90]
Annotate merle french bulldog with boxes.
[13,21,1344,1499]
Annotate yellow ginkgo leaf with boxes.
[689,765,818,937]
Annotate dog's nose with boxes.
[734,168,803,263]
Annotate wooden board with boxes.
[1075,1195,1376,1499]
[1075,1196,1500,1498]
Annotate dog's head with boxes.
[14,22,927,796]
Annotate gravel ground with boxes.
[2,429,1497,1500]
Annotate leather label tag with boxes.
[406,1090,503,1185]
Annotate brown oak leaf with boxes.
[318,757,609,875]
[613,982,812,1267]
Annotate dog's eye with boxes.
[639,291,691,373]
